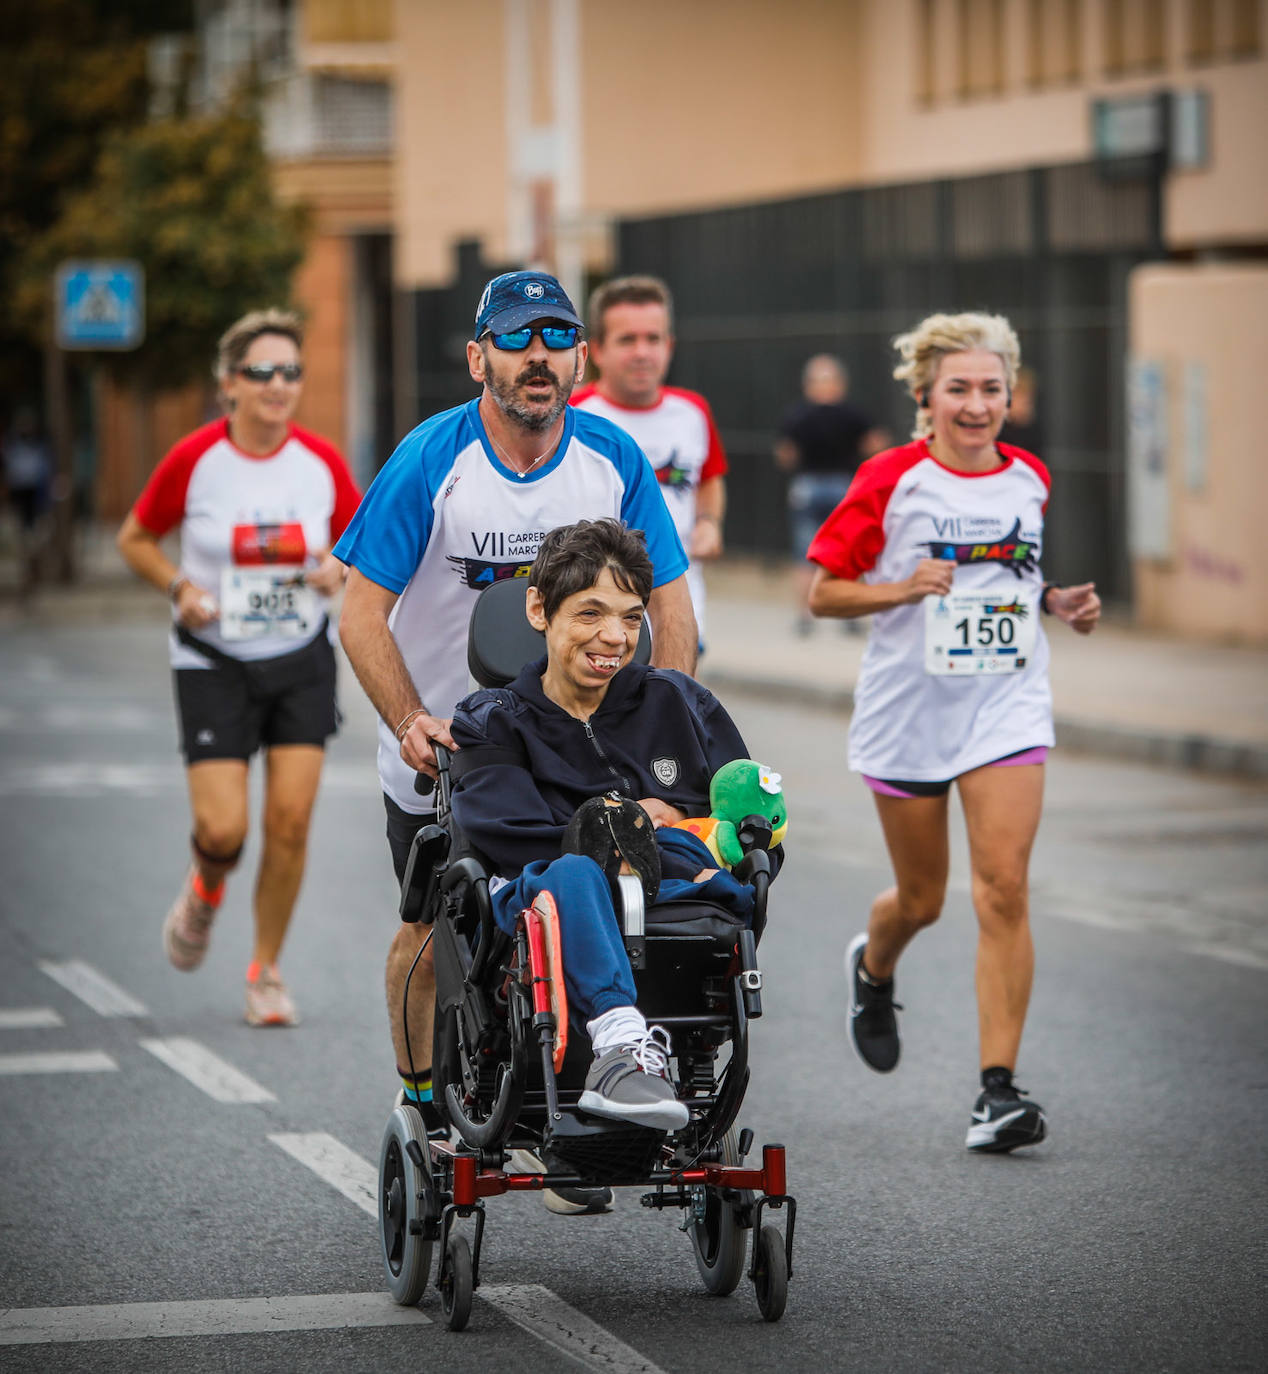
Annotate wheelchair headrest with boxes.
[467,576,653,689]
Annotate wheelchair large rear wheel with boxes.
[378,1105,435,1306]
[688,1128,748,1296]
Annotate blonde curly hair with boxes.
[892,312,1021,439]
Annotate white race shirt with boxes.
[808,439,1054,781]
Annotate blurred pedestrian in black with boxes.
[1,407,53,596]
[775,355,888,634]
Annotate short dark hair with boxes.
[529,519,653,621]
[587,275,674,343]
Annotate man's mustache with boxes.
[515,363,557,386]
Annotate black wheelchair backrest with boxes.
[467,576,653,689]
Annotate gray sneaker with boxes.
[163,868,220,971]
[578,1026,689,1131]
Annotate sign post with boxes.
[45,260,146,582]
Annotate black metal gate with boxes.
[404,159,1162,602]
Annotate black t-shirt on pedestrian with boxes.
[778,400,874,475]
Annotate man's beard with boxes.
[485,356,573,432]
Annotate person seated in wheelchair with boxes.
[449,517,781,1133]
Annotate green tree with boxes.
[0,1,189,409]
[19,93,310,391]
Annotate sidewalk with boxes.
[3,530,1266,780]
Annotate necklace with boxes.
[486,419,562,479]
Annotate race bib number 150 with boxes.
[924,592,1036,675]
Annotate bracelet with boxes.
[695,513,721,526]
[1040,583,1060,614]
[394,707,426,741]
[168,574,189,603]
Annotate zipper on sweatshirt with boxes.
[581,719,631,793]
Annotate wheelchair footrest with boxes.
[543,1110,667,1184]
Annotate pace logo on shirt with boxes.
[920,517,1039,577]
[446,556,533,589]
[232,521,307,565]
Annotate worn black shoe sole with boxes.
[562,794,660,905]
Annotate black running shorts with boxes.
[173,633,339,763]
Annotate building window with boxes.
[956,0,1005,98]
[916,0,937,103]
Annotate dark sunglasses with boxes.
[238,362,304,383]
[482,325,578,351]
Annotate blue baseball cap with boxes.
[474,270,584,338]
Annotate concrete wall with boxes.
[1130,263,1268,644]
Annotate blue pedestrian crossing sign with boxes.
[55,260,145,350]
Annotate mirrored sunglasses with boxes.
[483,325,578,351]
[238,362,304,383]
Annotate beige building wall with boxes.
[392,0,866,289]
[1130,264,1268,644]
[859,0,1267,249]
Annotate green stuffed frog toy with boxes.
[671,759,787,869]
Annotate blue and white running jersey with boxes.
[335,398,688,813]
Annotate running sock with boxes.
[586,1006,649,1057]
[857,960,893,990]
[398,1066,445,1134]
[191,869,225,906]
[982,1066,1015,1090]
[398,1066,433,1104]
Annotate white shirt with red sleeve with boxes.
[133,418,362,668]
[808,439,1055,781]
[572,384,727,634]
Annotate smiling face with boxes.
[528,567,646,712]
[470,321,586,433]
[927,349,1009,462]
[590,301,674,408]
[221,332,303,435]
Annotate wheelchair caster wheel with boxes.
[689,1129,747,1296]
[441,1233,474,1331]
[379,1105,435,1306]
[752,1224,788,1322]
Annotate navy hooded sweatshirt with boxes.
[449,657,757,881]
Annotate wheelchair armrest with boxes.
[732,848,771,943]
[737,813,773,855]
[398,824,450,924]
[440,856,497,980]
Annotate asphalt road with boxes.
[1,620,1265,1373]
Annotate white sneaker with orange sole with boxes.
[245,965,299,1027]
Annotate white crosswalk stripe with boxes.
[0,1051,117,1075]
[39,960,148,1017]
[139,1037,275,1103]
[269,1132,378,1216]
[0,1292,429,1345]
[0,1007,64,1029]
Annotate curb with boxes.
[701,667,1268,783]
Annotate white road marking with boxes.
[0,1008,63,1029]
[38,960,148,1017]
[0,760,381,797]
[271,1133,672,1372]
[269,1132,377,1215]
[0,1291,429,1345]
[40,704,157,732]
[0,1051,117,1075]
[480,1284,672,1374]
[139,1038,275,1103]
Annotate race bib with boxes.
[924,592,1036,675]
[220,566,320,640]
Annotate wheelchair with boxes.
[377,578,796,1330]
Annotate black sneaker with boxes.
[845,933,901,1072]
[965,1072,1047,1153]
[509,1150,614,1215]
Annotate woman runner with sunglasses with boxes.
[117,308,362,1026]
